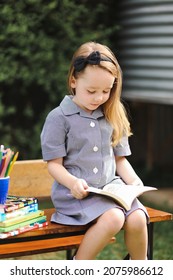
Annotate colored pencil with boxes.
[0,146,19,178]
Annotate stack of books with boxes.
[0,195,48,239]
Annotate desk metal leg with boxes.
[66,248,78,260]
[66,249,73,260]
[147,223,154,260]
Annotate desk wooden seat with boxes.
[0,208,114,259]
[0,207,172,259]
[0,160,172,259]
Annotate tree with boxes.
[0,0,117,159]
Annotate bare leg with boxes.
[124,209,148,260]
[75,208,125,260]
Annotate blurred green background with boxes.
[1,0,172,260]
[1,1,173,185]
[0,0,118,159]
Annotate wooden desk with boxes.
[146,207,172,259]
[0,207,172,259]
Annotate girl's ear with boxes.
[70,76,76,89]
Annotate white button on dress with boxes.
[93,167,98,174]
[93,146,99,152]
[90,121,95,127]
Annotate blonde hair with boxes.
[67,42,132,146]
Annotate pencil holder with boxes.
[0,177,10,204]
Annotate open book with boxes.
[87,184,157,211]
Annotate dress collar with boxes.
[60,95,104,119]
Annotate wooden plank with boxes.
[9,160,53,197]
[0,235,85,258]
[0,207,171,246]
[0,207,171,244]
[146,207,172,223]
[0,209,90,243]
[0,235,115,258]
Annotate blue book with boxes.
[0,203,38,222]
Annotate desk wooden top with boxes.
[0,208,90,244]
[146,207,172,223]
[0,207,172,244]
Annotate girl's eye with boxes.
[103,90,110,94]
[87,90,96,94]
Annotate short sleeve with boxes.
[113,136,131,157]
[40,108,67,161]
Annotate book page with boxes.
[88,184,157,210]
[104,184,156,196]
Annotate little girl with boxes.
[41,41,148,260]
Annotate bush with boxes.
[0,0,117,159]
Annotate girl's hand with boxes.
[70,179,89,199]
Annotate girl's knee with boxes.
[125,210,147,232]
[99,208,125,234]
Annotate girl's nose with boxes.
[94,94,103,102]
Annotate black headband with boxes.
[73,51,113,72]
